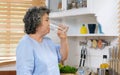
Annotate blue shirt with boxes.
[16,35,61,75]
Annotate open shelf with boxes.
[67,34,119,37]
[49,8,93,19]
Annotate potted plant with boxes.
[59,64,77,75]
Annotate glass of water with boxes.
[50,22,68,32]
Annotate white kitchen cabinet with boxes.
[49,0,93,18]
[46,0,93,12]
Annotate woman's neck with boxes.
[29,33,43,42]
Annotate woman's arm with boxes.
[60,38,69,61]
[16,42,34,75]
[57,25,69,61]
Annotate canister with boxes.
[97,68,106,75]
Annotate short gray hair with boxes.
[23,6,50,34]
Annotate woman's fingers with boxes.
[63,26,69,32]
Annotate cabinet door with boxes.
[0,71,16,75]
[0,71,9,75]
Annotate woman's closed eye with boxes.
[45,20,49,21]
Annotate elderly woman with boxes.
[16,6,69,75]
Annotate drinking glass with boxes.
[50,22,68,32]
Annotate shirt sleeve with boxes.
[16,42,34,75]
[55,44,61,63]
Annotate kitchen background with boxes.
[0,0,119,74]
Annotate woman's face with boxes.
[36,13,50,35]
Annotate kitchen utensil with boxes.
[83,47,87,66]
[92,39,97,48]
[79,46,87,67]
[98,39,102,49]
[87,40,92,48]
[79,46,84,67]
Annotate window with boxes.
[0,0,45,60]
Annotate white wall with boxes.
[93,0,119,35]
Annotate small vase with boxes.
[88,24,96,34]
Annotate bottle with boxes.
[78,67,84,75]
[78,67,91,75]
[80,24,88,34]
[82,0,87,7]
[100,55,109,69]
[58,0,62,11]
[71,0,77,9]
[77,0,83,8]
[97,23,104,34]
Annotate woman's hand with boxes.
[57,24,69,61]
[57,24,69,39]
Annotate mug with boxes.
[88,24,96,34]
